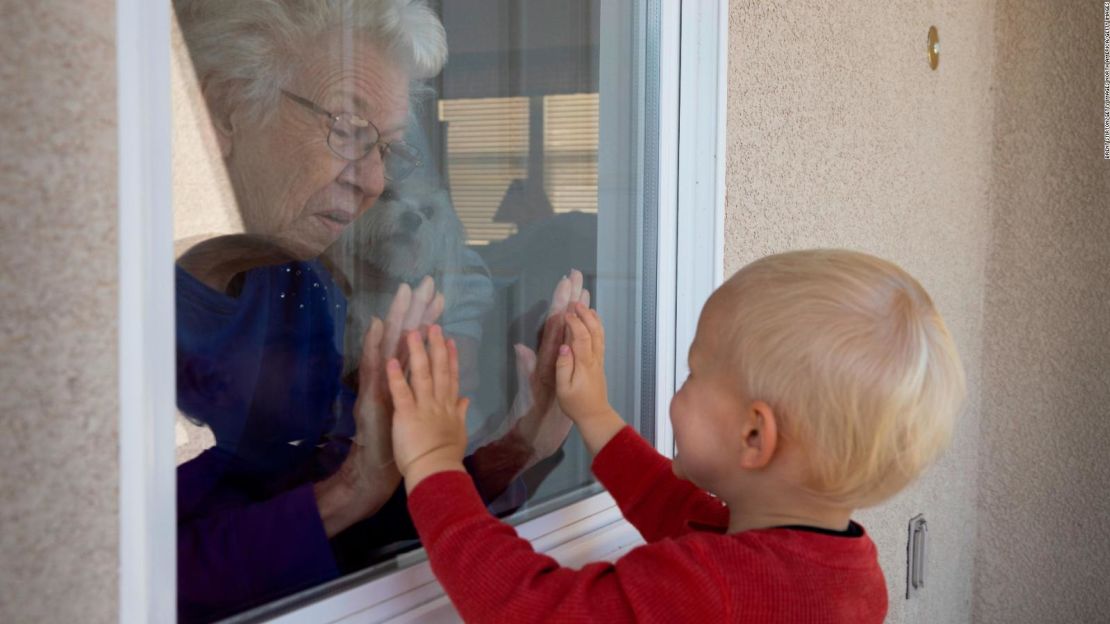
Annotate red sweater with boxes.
[408,426,888,623]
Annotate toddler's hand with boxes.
[387,325,470,492]
[555,303,625,455]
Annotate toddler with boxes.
[385,249,966,623]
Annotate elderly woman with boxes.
[172,1,575,621]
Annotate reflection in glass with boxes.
[172,0,652,621]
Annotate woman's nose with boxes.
[337,148,386,200]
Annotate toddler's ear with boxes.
[737,400,778,469]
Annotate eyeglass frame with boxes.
[280,89,422,181]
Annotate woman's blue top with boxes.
[176,260,356,622]
[175,258,525,622]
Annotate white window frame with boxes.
[116,0,727,622]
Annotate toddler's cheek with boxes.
[672,446,716,489]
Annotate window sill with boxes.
[267,492,643,623]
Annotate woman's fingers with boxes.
[423,291,445,327]
[361,317,384,369]
[548,275,571,316]
[404,276,435,330]
[568,269,583,303]
[384,283,412,356]
[577,303,605,359]
[427,325,450,400]
[360,316,385,387]
[578,288,590,309]
[514,343,537,379]
[534,313,565,374]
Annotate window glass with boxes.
[171,0,655,620]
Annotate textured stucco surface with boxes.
[170,13,242,252]
[0,2,119,623]
[974,2,1110,622]
[726,2,996,622]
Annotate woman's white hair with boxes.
[174,0,447,123]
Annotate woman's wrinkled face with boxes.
[222,33,411,259]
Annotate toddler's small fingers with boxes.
[406,330,434,398]
[386,359,415,410]
[578,304,605,357]
[555,344,573,391]
[455,397,470,425]
[565,312,593,362]
[428,325,450,400]
[447,338,460,401]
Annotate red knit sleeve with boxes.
[591,426,728,541]
[407,470,727,624]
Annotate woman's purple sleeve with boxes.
[177,463,339,622]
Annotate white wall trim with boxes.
[652,0,681,459]
[673,0,729,391]
[117,0,176,622]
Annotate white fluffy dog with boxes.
[325,177,491,378]
[324,178,581,493]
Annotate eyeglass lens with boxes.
[327,114,421,180]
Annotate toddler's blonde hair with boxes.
[716,249,966,508]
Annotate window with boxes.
[118,0,726,622]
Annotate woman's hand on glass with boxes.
[508,270,590,467]
[361,276,445,408]
[314,277,444,537]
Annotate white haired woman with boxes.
[172,1,573,620]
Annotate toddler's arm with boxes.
[408,470,726,623]
[387,324,728,622]
[557,304,727,541]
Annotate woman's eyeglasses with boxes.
[281,90,422,182]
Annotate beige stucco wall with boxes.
[975,2,1110,622]
[728,1,1108,622]
[170,13,242,254]
[0,2,119,623]
[725,2,995,622]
